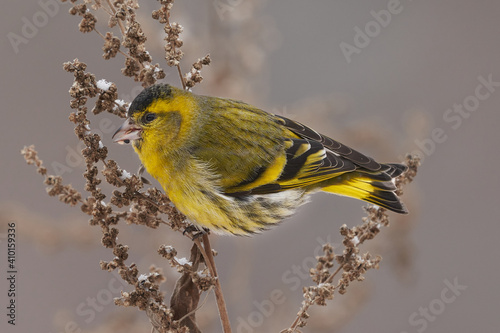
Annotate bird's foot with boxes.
[183,225,210,240]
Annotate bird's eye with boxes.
[143,112,157,124]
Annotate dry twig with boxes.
[23,1,223,332]
[282,155,420,332]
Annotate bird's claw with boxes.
[183,225,210,240]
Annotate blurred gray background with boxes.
[1,0,499,332]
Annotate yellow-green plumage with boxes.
[116,84,407,235]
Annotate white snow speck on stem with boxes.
[114,99,126,107]
[96,79,112,91]
[175,257,192,266]
[120,170,132,180]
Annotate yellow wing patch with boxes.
[276,138,356,190]
[225,153,287,193]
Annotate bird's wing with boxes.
[224,115,405,197]
[274,115,386,172]
[222,114,408,214]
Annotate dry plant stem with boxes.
[26,1,213,331]
[194,234,232,333]
[164,14,185,89]
[105,0,126,35]
[287,264,345,331]
[177,285,213,324]
[202,233,231,333]
[288,313,304,331]
[155,1,186,89]
[325,264,345,284]
[283,155,420,332]
[177,65,186,90]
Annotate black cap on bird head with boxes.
[127,84,173,117]
[113,84,173,145]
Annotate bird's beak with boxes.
[112,118,142,145]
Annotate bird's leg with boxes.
[183,224,211,240]
[191,227,210,240]
[182,224,200,236]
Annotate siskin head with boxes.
[113,84,199,154]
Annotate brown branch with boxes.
[177,65,186,90]
[193,234,232,333]
[105,0,126,35]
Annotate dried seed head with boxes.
[79,12,97,33]
[102,32,121,59]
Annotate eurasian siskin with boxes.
[113,84,407,235]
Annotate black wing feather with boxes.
[274,115,385,172]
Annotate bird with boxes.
[113,83,407,235]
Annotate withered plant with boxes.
[22,1,419,332]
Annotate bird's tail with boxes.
[321,163,408,214]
